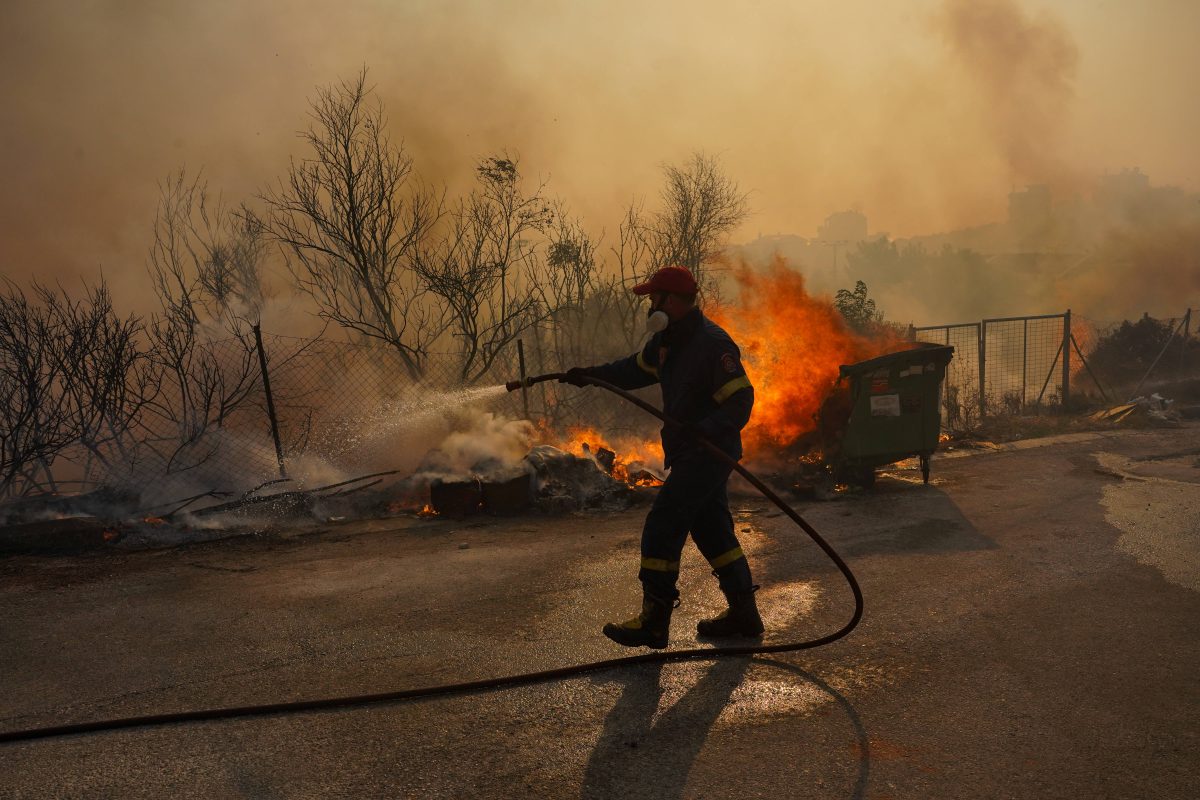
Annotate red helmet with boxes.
[632,265,698,296]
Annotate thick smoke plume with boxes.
[938,0,1080,187]
[3,0,1197,310]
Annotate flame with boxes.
[387,498,440,517]
[552,426,665,487]
[142,516,165,526]
[711,258,910,456]
[540,257,911,470]
[1068,317,1100,381]
[624,470,665,488]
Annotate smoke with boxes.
[300,384,509,468]
[410,410,537,483]
[1066,208,1200,321]
[938,0,1080,188]
[1,1,1197,327]
[107,381,519,512]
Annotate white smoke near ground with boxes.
[119,383,520,517]
[304,385,514,472]
[128,427,290,511]
[409,410,537,484]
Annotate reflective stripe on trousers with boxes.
[638,454,753,600]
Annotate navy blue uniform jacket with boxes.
[588,308,754,468]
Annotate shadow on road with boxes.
[753,656,871,800]
[580,655,869,799]
[580,658,745,800]
[836,485,996,559]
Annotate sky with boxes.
[1,0,1198,309]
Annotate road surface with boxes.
[1,425,1198,798]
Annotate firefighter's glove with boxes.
[560,367,593,387]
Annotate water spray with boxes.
[0,372,861,745]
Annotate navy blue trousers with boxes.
[637,454,754,602]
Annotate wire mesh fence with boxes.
[110,329,665,503]
[911,322,982,429]
[982,314,1069,412]
[915,306,1199,431]
[915,313,1071,429]
[6,304,1198,499]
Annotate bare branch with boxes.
[261,68,444,379]
[415,154,553,383]
[644,151,749,291]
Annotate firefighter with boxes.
[562,265,763,649]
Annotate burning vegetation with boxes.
[711,259,913,459]
[3,50,1198,544]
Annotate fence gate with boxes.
[913,311,1072,428]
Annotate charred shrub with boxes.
[1089,314,1200,389]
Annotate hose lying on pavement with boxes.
[0,373,862,745]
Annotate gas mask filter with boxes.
[646,309,669,334]
[645,293,670,335]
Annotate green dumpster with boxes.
[828,343,955,486]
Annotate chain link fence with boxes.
[7,304,1198,499]
[916,312,1073,428]
[89,328,663,504]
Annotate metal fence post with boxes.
[978,322,986,421]
[1180,309,1192,374]
[516,338,530,420]
[1062,309,1072,410]
[1022,317,1028,409]
[252,324,287,479]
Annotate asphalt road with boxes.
[1,424,1198,799]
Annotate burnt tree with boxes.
[643,151,749,293]
[415,155,553,384]
[146,171,263,474]
[0,283,75,495]
[263,69,443,380]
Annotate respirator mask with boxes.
[645,295,669,335]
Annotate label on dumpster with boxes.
[870,393,901,416]
[870,378,891,393]
[899,365,923,378]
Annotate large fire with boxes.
[542,257,910,471]
[711,258,909,457]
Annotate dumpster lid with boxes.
[838,342,955,379]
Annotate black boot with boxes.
[603,592,674,649]
[697,586,764,639]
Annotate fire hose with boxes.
[0,373,861,745]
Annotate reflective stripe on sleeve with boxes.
[637,351,659,377]
[708,546,745,569]
[713,375,752,404]
[640,557,680,572]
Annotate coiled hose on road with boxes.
[0,373,862,745]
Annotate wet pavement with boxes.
[1,424,1198,798]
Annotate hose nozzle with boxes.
[505,372,565,392]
